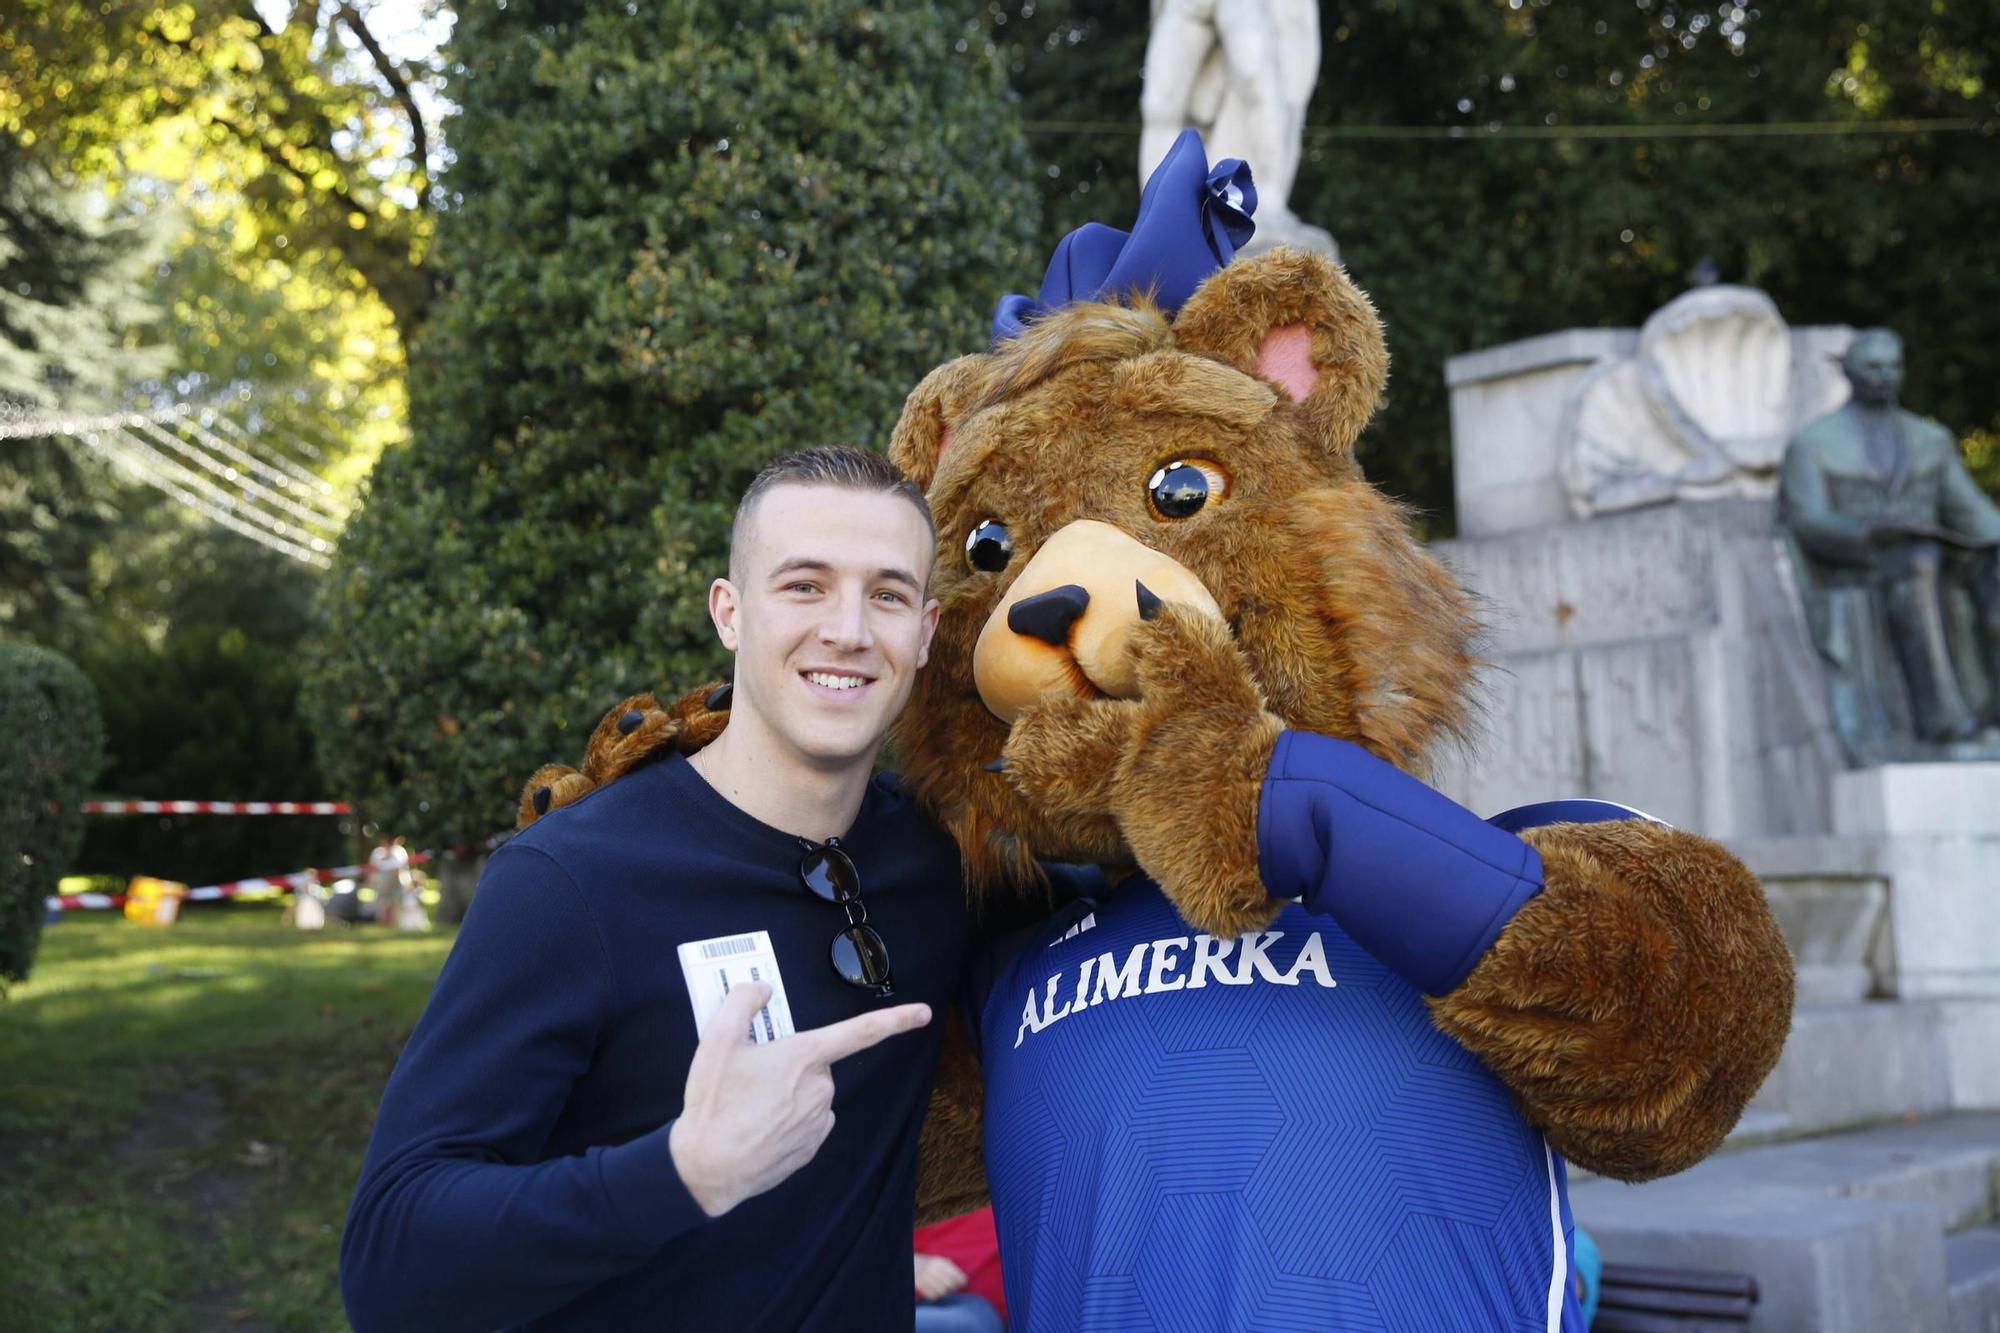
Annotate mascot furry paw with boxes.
[515,683,731,830]
[523,132,1794,1332]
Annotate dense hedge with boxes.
[0,640,104,985]
[305,0,1041,850]
[65,534,348,887]
[74,626,347,888]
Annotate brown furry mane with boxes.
[963,299,1175,419]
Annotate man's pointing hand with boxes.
[668,981,932,1218]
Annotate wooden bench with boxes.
[1592,1261,1759,1331]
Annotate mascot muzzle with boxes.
[972,519,1223,723]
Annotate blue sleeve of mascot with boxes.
[1257,730,1544,996]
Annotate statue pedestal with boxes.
[1430,497,1839,841]
[1830,763,2000,1001]
[1240,215,1338,263]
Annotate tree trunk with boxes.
[434,853,485,925]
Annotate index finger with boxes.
[798,1002,932,1064]
[697,980,772,1045]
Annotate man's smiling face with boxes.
[715,482,941,771]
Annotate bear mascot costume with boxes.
[516,133,1795,1331]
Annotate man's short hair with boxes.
[729,446,935,579]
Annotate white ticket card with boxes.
[677,930,796,1044]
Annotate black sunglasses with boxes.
[796,836,894,998]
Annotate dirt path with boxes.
[110,1077,274,1331]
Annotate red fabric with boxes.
[914,1205,1007,1319]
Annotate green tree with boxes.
[0,432,135,644]
[3,5,428,887]
[305,0,1041,854]
[0,140,167,408]
[71,532,347,887]
[0,140,169,641]
[991,0,2000,526]
[0,153,366,876]
[3,0,439,332]
[4,0,431,504]
[0,640,104,986]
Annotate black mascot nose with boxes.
[1008,584,1091,646]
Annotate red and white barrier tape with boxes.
[84,800,352,815]
[47,852,432,912]
[52,891,129,911]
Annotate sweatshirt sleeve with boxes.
[339,844,709,1332]
[1256,731,1544,996]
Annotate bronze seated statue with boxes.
[1778,328,2000,761]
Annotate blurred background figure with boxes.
[286,881,327,932]
[368,834,425,929]
[1574,1225,1602,1326]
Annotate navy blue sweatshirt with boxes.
[340,753,967,1332]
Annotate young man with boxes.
[341,447,966,1331]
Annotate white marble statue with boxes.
[1140,0,1335,256]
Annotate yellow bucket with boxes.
[124,877,189,926]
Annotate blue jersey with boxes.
[976,884,1581,1332]
[967,734,1644,1332]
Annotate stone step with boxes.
[1571,1112,2000,1332]
[1748,1000,1954,1135]
[1573,1111,1794,1189]
[1741,1000,2000,1143]
[1950,1229,2000,1333]
[1722,1108,1795,1149]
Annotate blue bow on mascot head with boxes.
[990,130,1256,347]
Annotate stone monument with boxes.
[1433,285,2000,998]
[1558,284,1847,515]
[1433,294,2000,1002]
[1432,290,2000,1331]
[1139,0,1337,257]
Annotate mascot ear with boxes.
[1171,248,1388,457]
[889,353,991,492]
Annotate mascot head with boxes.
[885,132,1479,907]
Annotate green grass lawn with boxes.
[0,908,456,1332]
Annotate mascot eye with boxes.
[1147,460,1227,519]
[965,519,1014,572]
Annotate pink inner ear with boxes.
[936,424,956,463]
[1257,324,1319,403]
